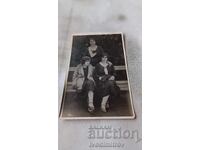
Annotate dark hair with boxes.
[89,37,96,41]
[81,56,91,64]
[101,52,109,58]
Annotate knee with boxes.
[107,80,115,87]
[87,79,95,86]
[86,80,95,91]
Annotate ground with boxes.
[61,91,133,118]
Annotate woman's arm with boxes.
[108,63,116,77]
[93,65,101,81]
[107,64,116,81]
[72,65,79,81]
[94,64,107,81]
[72,64,84,80]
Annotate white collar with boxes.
[100,62,108,68]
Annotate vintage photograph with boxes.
[59,33,135,119]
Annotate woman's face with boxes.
[89,39,96,46]
[84,60,90,66]
[101,56,108,62]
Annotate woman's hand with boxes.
[109,76,115,80]
[78,74,83,78]
[88,76,94,81]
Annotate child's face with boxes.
[84,60,90,66]
[90,39,96,46]
[102,56,108,62]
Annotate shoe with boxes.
[88,103,95,113]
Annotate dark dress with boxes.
[82,67,95,93]
[94,62,120,98]
[84,46,104,66]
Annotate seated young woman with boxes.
[72,56,95,113]
[94,53,120,112]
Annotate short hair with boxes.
[89,37,96,42]
[101,52,109,58]
[81,56,91,64]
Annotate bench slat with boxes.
[67,80,128,85]
[66,66,128,92]
[66,80,129,92]
[68,65,126,71]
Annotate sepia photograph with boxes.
[59,33,135,119]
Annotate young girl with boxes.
[84,38,104,66]
[72,56,95,112]
[94,53,120,112]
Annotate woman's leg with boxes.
[84,79,95,112]
[101,95,109,112]
[100,80,117,112]
[88,90,94,112]
[107,80,118,96]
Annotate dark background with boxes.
[69,34,126,67]
[62,34,133,118]
[68,34,128,81]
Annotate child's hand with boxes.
[78,74,83,78]
[109,76,115,80]
[88,77,94,81]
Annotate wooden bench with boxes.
[68,65,126,71]
[66,65,128,92]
